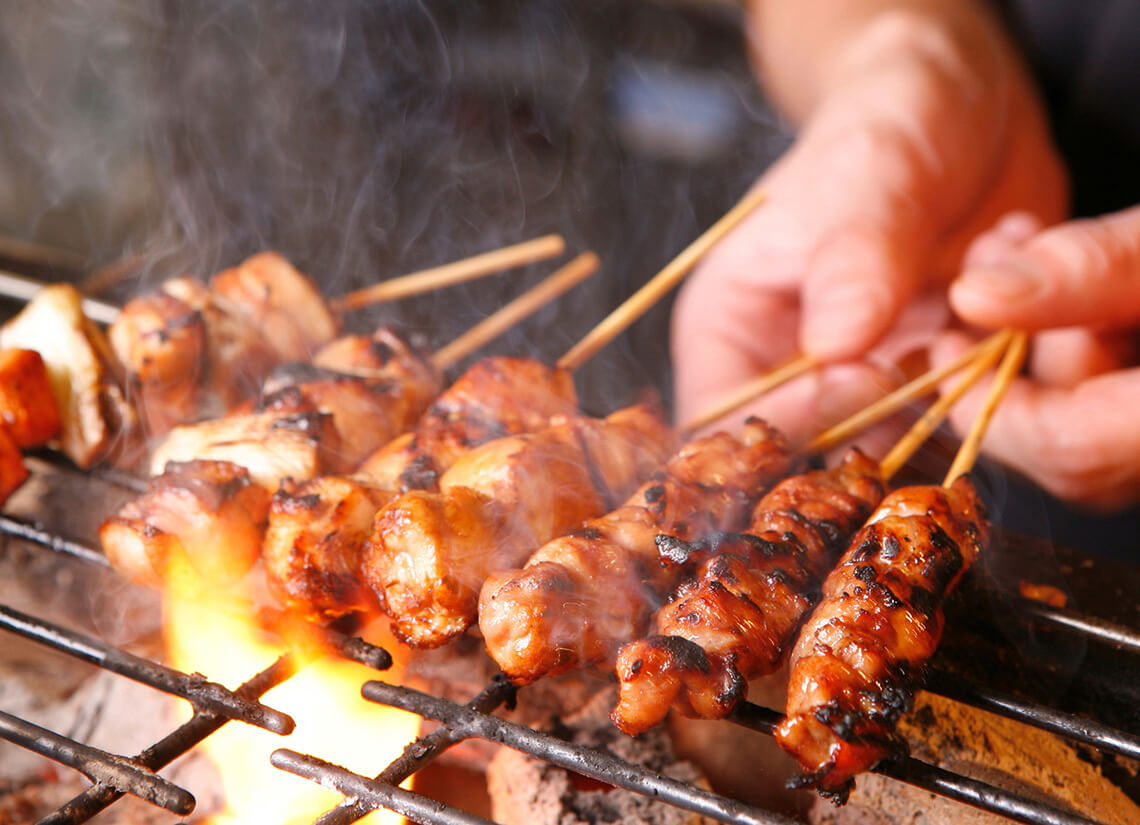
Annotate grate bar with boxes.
[1014,597,1140,655]
[729,702,1105,825]
[39,654,296,825]
[0,602,294,734]
[274,750,496,825]
[362,679,800,825]
[930,669,1140,762]
[0,709,195,815]
[0,514,111,567]
[314,674,517,825]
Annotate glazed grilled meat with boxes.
[479,419,793,685]
[100,460,270,587]
[262,474,395,619]
[774,478,988,800]
[358,356,577,491]
[611,449,885,734]
[363,405,674,647]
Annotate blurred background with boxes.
[0,0,790,413]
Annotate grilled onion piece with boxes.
[479,419,792,685]
[612,449,885,734]
[774,477,988,800]
[363,404,675,648]
[100,459,270,587]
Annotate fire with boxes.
[162,563,419,825]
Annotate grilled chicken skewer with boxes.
[611,448,885,734]
[355,404,675,644]
[479,418,794,685]
[774,478,988,799]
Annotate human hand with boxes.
[935,207,1140,509]
[673,6,1066,442]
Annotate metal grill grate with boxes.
[3,470,1140,825]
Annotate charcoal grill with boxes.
[3,454,1140,825]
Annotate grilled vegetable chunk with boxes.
[0,284,136,467]
[0,348,62,447]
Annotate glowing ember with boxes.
[163,568,418,825]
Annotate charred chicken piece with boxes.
[612,449,885,734]
[99,459,270,587]
[774,477,988,800]
[255,364,436,472]
[209,251,339,362]
[358,356,578,491]
[109,289,207,436]
[0,348,62,447]
[149,406,340,492]
[160,276,278,413]
[262,474,394,619]
[363,405,675,648]
[312,326,436,383]
[479,419,793,685]
[0,284,138,468]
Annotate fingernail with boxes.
[957,258,1043,301]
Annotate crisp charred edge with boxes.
[270,410,330,436]
[399,454,439,492]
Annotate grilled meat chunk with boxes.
[160,276,278,413]
[0,425,28,504]
[209,251,338,362]
[612,449,885,734]
[256,365,436,472]
[774,477,988,799]
[363,405,675,647]
[150,407,340,492]
[0,284,138,467]
[358,356,577,491]
[110,289,206,436]
[479,419,793,685]
[262,474,394,619]
[99,460,270,587]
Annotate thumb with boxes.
[801,222,923,361]
[951,204,1140,331]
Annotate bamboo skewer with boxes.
[557,188,768,372]
[680,355,816,436]
[331,234,567,313]
[806,330,1015,455]
[877,333,1015,481]
[943,331,1028,486]
[431,252,600,370]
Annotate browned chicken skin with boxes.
[358,356,577,491]
[479,419,793,685]
[362,405,675,647]
[774,478,988,800]
[110,290,207,436]
[100,460,270,587]
[611,449,885,734]
[262,474,394,619]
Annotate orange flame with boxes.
[162,564,419,825]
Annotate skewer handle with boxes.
[332,235,566,313]
[807,330,1014,455]
[943,330,1028,486]
[879,333,1013,481]
[681,355,815,436]
[557,188,767,372]
[0,269,119,325]
[432,252,599,370]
